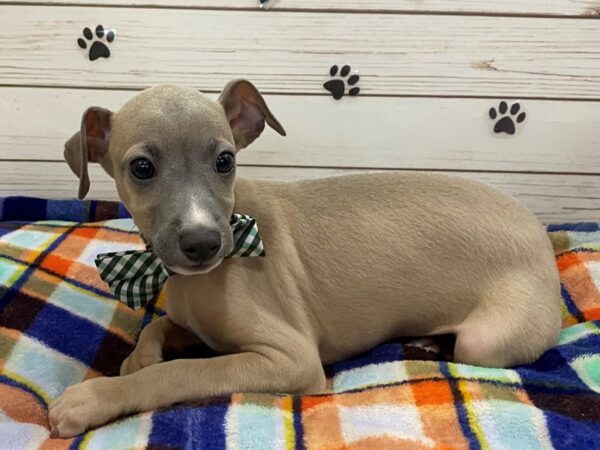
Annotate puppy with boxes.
[50,80,562,437]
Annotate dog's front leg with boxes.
[49,342,325,438]
[120,316,201,375]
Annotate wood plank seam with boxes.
[3,85,600,103]
[2,1,600,19]
[3,160,600,178]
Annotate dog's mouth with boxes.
[166,258,224,276]
[143,234,225,276]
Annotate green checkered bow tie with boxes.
[95,214,265,310]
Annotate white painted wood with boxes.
[3,0,600,17]
[1,6,600,99]
[1,87,599,173]
[0,161,597,223]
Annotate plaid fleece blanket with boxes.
[0,196,599,450]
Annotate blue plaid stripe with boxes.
[0,197,130,222]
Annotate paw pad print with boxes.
[77,25,115,61]
[323,65,360,100]
[489,101,526,135]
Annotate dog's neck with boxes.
[232,178,261,216]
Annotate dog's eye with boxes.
[130,158,156,180]
[215,152,235,174]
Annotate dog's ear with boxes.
[218,79,286,150]
[64,107,112,199]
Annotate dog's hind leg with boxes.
[453,272,561,368]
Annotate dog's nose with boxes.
[178,227,222,264]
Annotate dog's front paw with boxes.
[120,342,164,376]
[49,377,123,438]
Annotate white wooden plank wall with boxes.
[0,1,599,223]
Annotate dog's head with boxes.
[64,80,285,274]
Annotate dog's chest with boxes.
[165,287,240,354]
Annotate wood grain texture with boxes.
[1,6,600,99]
[2,0,600,17]
[0,161,597,223]
[2,87,599,173]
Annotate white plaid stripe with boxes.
[95,214,265,309]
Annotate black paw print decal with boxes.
[323,65,360,100]
[77,25,115,61]
[489,101,526,135]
